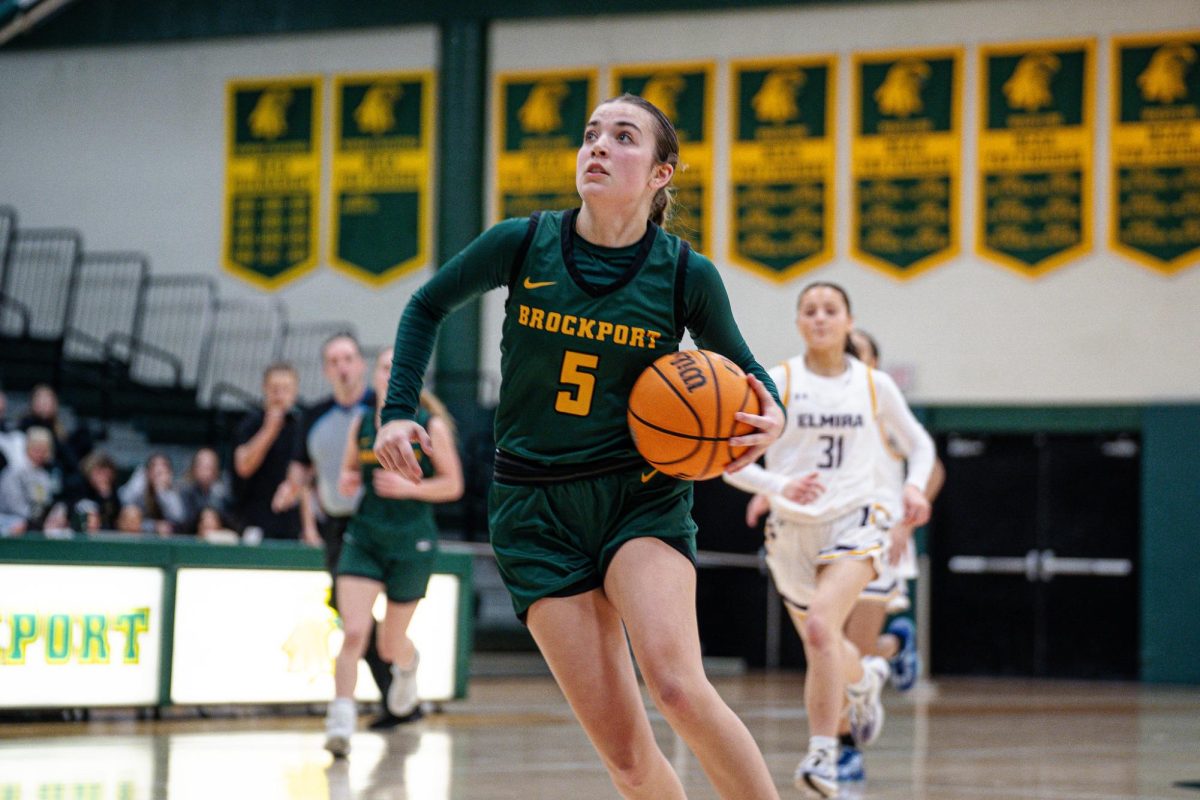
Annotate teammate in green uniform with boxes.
[324,347,464,758]
[375,94,785,798]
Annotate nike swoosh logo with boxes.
[523,277,556,289]
[641,469,658,483]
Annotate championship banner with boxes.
[1111,32,1200,274]
[331,71,435,285]
[978,39,1094,277]
[612,61,715,252]
[729,56,836,282]
[495,68,598,221]
[223,76,321,288]
[852,48,962,279]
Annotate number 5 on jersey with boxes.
[556,350,599,416]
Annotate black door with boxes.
[930,432,1139,679]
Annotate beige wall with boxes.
[2,2,1199,403]
[488,0,1200,404]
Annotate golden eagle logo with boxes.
[518,81,570,134]
[875,60,931,117]
[1003,51,1060,111]
[354,84,402,135]
[248,89,293,140]
[1137,42,1197,104]
[752,69,806,123]
[641,73,687,121]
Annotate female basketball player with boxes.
[725,283,936,798]
[375,94,785,798]
[324,347,463,758]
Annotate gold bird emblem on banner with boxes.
[518,81,570,134]
[1137,42,1197,104]
[875,60,930,118]
[249,89,293,140]
[1003,52,1061,111]
[642,73,687,121]
[752,69,806,123]
[354,84,402,135]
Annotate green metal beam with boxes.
[433,18,487,411]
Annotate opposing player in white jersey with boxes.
[725,283,936,798]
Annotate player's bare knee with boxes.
[804,612,836,652]
[340,623,371,656]
[603,744,655,792]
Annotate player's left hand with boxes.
[902,484,931,527]
[726,375,785,473]
[888,521,914,566]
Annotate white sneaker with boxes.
[794,748,839,798]
[324,697,356,757]
[387,650,420,718]
[847,655,889,747]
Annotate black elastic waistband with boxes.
[493,449,646,486]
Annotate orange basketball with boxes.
[627,349,762,481]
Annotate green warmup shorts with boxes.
[336,522,437,604]
[489,466,698,621]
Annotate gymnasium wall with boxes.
[486,0,1200,404]
[1,0,1198,404]
[0,27,439,348]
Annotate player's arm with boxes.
[337,416,363,498]
[376,220,529,478]
[680,252,784,471]
[874,371,936,525]
[681,253,782,409]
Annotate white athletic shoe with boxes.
[387,650,420,718]
[847,655,889,747]
[324,697,357,758]
[794,748,839,798]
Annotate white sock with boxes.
[809,735,838,755]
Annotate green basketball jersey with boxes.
[353,407,436,536]
[497,208,685,465]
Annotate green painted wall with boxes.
[1139,405,1200,684]
[919,403,1200,684]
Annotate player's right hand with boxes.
[374,419,432,483]
[782,471,824,504]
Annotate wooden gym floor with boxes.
[2,674,1198,799]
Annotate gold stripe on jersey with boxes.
[516,303,665,350]
[817,542,884,560]
[780,360,793,410]
[866,366,908,462]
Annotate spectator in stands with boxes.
[70,450,121,532]
[119,452,187,535]
[116,503,145,535]
[275,332,400,729]
[0,387,11,432]
[196,506,240,544]
[41,502,74,537]
[180,447,230,532]
[17,384,87,486]
[0,388,22,475]
[0,426,56,535]
[232,363,305,540]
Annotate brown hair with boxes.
[262,361,297,383]
[419,390,457,440]
[597,93,680,227]
[797,282,858,357]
